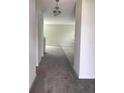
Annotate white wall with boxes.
[29,0,36,89]
[74,0,95,79]
[79,0,95,79]
[36,0,44,66]
[74,0,82,76]
[44,24,75,46]
[38,11,44,60]
[29,0,44,89]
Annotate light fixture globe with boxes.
[53,10,57,13]
[53,0,61,16]
[58,10,61,13]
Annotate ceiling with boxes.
[41,0,76,24]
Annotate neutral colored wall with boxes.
[29,0,44,89]
[29,0,36,89]
[74,0,95,79]
[44,24,75,46]
[38,11,44,60]
[36,0,44,66]
[79,0,95,79]
[74,0,82,76]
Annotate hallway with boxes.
[30,46,95,93]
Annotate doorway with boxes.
[43,24,75,66]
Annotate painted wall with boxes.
[79,0,95,79]
[29,0,44,89]
[44,24,75,46]
[36,0,44,66]
[74,0,82,76]
[74,0,95,79]
[44,24,75,64]
[29,0,36,89]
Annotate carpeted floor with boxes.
[30,46,95,93]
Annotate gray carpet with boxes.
[30,46,95,93]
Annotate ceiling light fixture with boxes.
[53,0,62,16]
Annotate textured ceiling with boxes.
[41,0,76,24]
